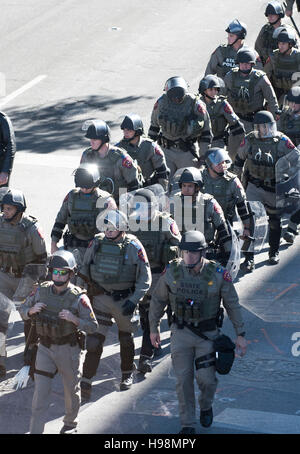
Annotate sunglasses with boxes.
[52,269,69,276]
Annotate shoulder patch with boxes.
[154,145,164,156]
[168,218,180,236]
[234,177,244,190]
[223,101,233,114]
[282,136,295,149]
[131,239,148,263]
[154,100,159,110]
[63,193,69,203]
[80,293,91,308]
[197,101,206,115]
[88,239,94,248]
[36,227,45,239]
[239,137,246,147]
[122,155,133,168]
[263,75,272,86]
[213,200,223,214]
[223,270,232,282]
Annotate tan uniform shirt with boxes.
[149,258,245,336]
[19,283,98,334]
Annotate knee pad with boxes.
[86,333,105,354]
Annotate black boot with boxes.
[200,407,213,428]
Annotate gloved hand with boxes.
[122,300,136,316]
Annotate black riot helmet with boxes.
[226,19,247,40]
[121,114,144,136]
[178,168,203,189]
[236,47,257,64]
[273,27,297,46]
[205,148,232,174]
[83,120,111,143]
[179,230,208,251]
[73,164,100,189]
[253,110,277,138]
[265,1,285,22]
[48,250,77,272]
[164,76,188,103]
[286,86,300,104]
[199,75,224,96]
[1,189,27,213]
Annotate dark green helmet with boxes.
[1,189,26,212]
[226,19,247,39]
[178,168,203,188]
[286,87,300,104]
[273,27,297,46]
[73,164,100,189]
[179,230,207,251]
[83,120,111,143]
[48,250,77,271]
[199,75,224,95]
[265,1,285,18]
[253,110,275,124]
[121,114,144,135]
[236,47,256,64]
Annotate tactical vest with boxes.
[205,96,228,137]
[229,68,265,114]
[202,170,236,219]
[217,45,238,78]
[169,259,221,325]
[246,132,283,186]
[0,216,40,273]
[280,110,300,145]
[35,282,81,339]
[261,24,279,60]
[118,138,154,179]
[130,213,170,267]
[90,235,137,286]
[158,94,201,140]
[171,192,215,242]
[68,189,99,239]
[271,49,300,91]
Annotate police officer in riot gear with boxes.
[149,230,247,434]
[202,148,252,233]
[148,76,213,176]
[198,75,245,159]
[19,250,98,434]
[80,120,143,202]
[205,19,262,81]
[255,1,299,65]
[0,111,16,188]
[51,164,117,274]
[278,86,300,145]
[169,168,233,267]
[224,47,280,139]
[233,110,298,266]
[116,114,169,191]
[126,187,181,373]
[264,26,300,105]
[79,210,152,398]
[0,189,47,376]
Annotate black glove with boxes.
[122,300,136,316]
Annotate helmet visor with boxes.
[254,122,277,139]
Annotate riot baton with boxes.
[284,2,300,38]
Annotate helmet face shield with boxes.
[254,122,277,139]
[206,148,232,167]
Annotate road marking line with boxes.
[0,75,47,108]
[261,328,284,355]
[274,283,299,300]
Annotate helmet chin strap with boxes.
[3,209,21,223]
[205,93,217,101]
[270,17,281,26]
[211,166,224,177]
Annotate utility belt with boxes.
[103,286,135,302]
[248,176,276,193]
[39,332,78,348]
[172,316,217,333]
[236,110,260,123]
[0,266,22,278]
[160,136,196,152]
[63,232,91,249]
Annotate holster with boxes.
[213,334,235,375]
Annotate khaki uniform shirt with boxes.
[149,258,245,336]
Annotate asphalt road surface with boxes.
[0,0,300,439]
